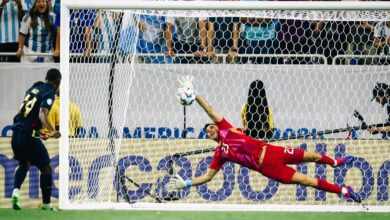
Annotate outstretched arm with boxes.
[178,75,223,123]
[192,168,219,186]
[196,95,223,123]
[170,168,219,189]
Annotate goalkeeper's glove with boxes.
[169,174,192,190]
[178,75,194,90]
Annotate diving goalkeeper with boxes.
[170,76,362,203]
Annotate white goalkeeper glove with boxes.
[178,75,195,90]
[169,174,192,190]
[177,75,197,106]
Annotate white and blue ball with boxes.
[177,87,196,106]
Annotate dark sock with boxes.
[40,173,52,204]
[317,154,335,166]
[316,178,342,194]
[14,166,29,189]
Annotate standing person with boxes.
[11,68,61,210]
[91,9,116,63]
[17,0,56,62]
[369,83,390,137]
[137,14,175,64]
[40,90,83,138]
[173,16,214,64]
[310,20,349,65]
[373,21,390,65]
[349,21,376,65]
[278,18,312,64]
[52,2,60,62]
[170,76,362,203]
[239,17,280,64]
[208,16,241,64]
[0,0,27,62]
[69,9,96,62]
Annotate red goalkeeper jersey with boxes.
[209,118,268,171]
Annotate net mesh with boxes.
[64,6,390,210]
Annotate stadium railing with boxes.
[6,52,389,65]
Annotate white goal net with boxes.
[60,0,390,211]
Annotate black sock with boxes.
[14,166,29,189]
[40,173,52,204]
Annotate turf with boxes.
[1,209,390,220]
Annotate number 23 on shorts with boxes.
[284,146,294,155]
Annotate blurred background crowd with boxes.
[0,0,389,65]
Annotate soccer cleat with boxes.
[12,193,21,210]
[42,207,59,211]
[346,186,362,203]
[331,155,355,168]
[39,204,59,211]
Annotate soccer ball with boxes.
[177,87,196,106]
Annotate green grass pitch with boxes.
[1,209,390,220]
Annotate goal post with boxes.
[60,0,390,211]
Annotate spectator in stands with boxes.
[17,0,56,62]
[373,21,390,65]
[24,0,63,60]
[51,0,59,15]
[69,9,96,62]
[173,16,214,64]
[137,14,175,64]
[91,10,118,63]
[310,20,349,65]
[348,21,376,65]
[0,0,27,62]
[278,19,312,64]
[53,4,60,62]
[239,17,280,64]
[24,0,30,8]
[208,16,241,64]
[118,12,138,62]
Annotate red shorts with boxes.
[259,145,304,184]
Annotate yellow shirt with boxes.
[241,102,274,131]
[41,96,83,137]
[69,101,83,136]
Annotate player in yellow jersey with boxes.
[41,91,83,138]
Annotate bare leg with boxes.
[303,151,336,166]
[303,151,354,168]
[291,171,318,187]
[302,151,322,163]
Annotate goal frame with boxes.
[60,0,390,211]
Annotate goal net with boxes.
[60,0,390,211]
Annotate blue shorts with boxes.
[11,130,50,168]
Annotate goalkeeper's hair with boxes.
[204,123,216,132]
